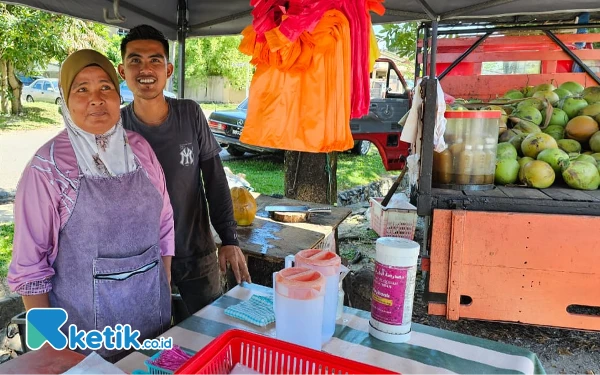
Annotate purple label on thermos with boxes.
[371,261,413,325]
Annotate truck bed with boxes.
[431,185,600,216]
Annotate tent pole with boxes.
[417,19,438,217]
[177,0,188,99]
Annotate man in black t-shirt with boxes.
[117,25,251,317]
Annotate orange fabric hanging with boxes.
[239,10,353,153]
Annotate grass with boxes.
[223,157,285,196]
[0,102,63,132]
[199,102,239,113]
[337,148,390,190]
[0,223,14,278]
[223,148,391,196]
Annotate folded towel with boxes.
[224,295,275,327]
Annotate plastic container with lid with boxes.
[273,267,326,350]
[433,110,501,190]
[286,249,341,344]
[370,237,420,343]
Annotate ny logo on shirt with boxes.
[179,143,194,166]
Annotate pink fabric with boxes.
[8,129,175,294]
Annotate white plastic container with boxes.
[369,237,420,343]
[285,250,342,344]
[274,267,326,350]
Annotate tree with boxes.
[174,36,251,94]
[377,23,419,60]
[0,4,107,114]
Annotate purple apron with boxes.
[49,166,171,359]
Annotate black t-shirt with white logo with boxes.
[121,98,238,283]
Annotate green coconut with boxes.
[495,159,520,185]
[517,98,546,112]
[582,86,600,105]
[518,157,535,168]
[537,148,569,173]
[548,108,569,127]
[557,139,582,154]
[561,160,600,190]
[559,81,585,95]
[579,103,600,118]
[542,125,565,141]
[562,97,589,119]
[499,128,523,143]
[513,122,542,134]
[591,153,600,163]
[504,89,524,100]
[524,86,536,97]
[521,160,555,188]
[589,131,600,153]
[553,88,573,102]
[508,134,527,155]
[533,83,556,94]
[511,106,543,126]
[533,90,560,106]
[497,142,518,160]
[574,154,597,166]
[521,133,558,159]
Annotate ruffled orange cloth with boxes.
[239,10,353,153]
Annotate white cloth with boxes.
[400,78,447,153]
[60,89,137,177]
[62,352,126,374]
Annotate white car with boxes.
[22,78,62,105]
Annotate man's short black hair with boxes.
[120,24,169,60]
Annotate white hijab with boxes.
[60,90,137,178]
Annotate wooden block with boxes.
[272,211,308,223]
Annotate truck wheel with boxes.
[352,141,371,155]
[226,146,246,157]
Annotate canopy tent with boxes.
[4,0,600,96]
[4,0,600,39]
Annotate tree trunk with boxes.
[7,60,23,115]
[284,151,338,205]
[0,59,8,114]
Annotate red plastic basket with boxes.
[175,329,398,374]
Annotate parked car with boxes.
[208,98,371,156]
[119,81,177,104]
[22,78,62,105]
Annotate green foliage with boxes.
[377,23,419,60]
[0,223,14,278]
[0,3,107,76]
[177,36,251,90]
[103,33,124,68]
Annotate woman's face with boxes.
[67,66,120,135]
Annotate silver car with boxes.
[22,78,62,105]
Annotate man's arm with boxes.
[199,155,251,284]
[162,256,172,285]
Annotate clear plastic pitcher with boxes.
[273,267,326,350]
[286,249,342,344]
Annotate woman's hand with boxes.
[218,245,251,285]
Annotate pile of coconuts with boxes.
[449,81,600,190]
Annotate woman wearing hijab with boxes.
[7,49,174,359]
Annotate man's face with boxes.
[118,39,173,101]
